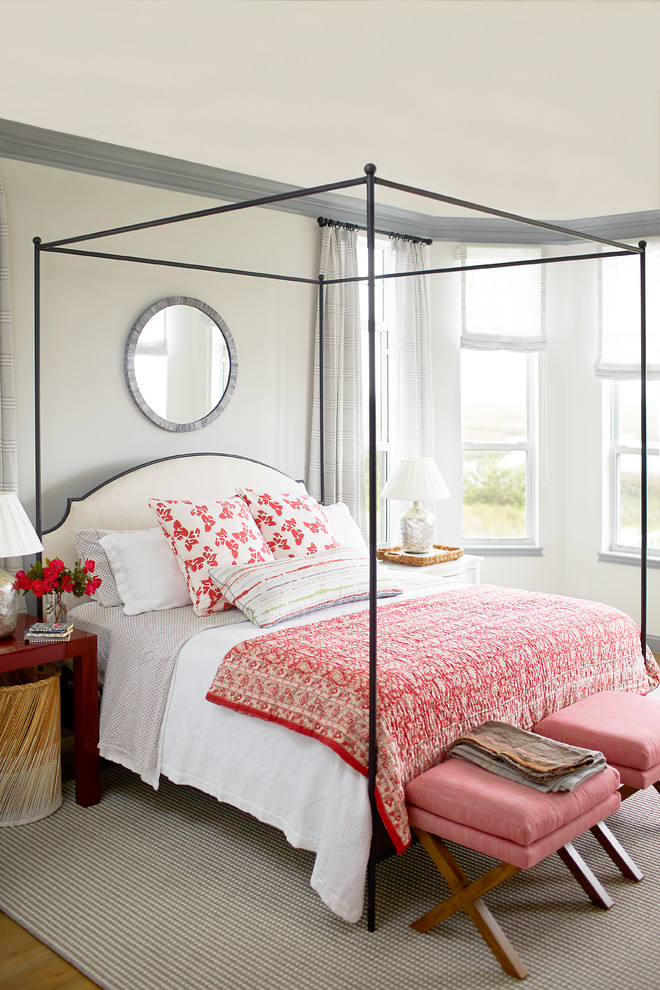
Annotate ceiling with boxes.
[2,0,660,221]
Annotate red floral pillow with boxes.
[237,489,341,560]
[149,497,274,616]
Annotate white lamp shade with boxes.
[0,493,43,557]
[381,457,450,502]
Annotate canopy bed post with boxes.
[318,274,325,506]
[364,162,379,932]
[639,240,648,658]
[32,236,43,620]
[32,237,42,541]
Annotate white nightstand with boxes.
[383,553,484,588]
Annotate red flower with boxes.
[43,564,59,584]
[14,570,30,591]
[15,556,101,602]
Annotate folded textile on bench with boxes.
[450,720,607,792]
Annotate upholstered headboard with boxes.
[42,452,306,565]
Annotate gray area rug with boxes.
[0,763,658,990]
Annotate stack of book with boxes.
[25,621,74,643]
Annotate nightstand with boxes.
[0,614,100,807]
[383,553,484,588]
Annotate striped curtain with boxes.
[308,226,365,532]
[389,239,434,466]
[0,178,20,574]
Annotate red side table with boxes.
[0,614,100,807]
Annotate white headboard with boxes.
[42,453,307,565]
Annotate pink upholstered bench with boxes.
[533,691,660,879]
[534,691,660,799]
[405,758,622,980]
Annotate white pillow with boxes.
[321,502,368,555]
[208,548,402,628]
[75,527,138,607]
[99,528,192,616]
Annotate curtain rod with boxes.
[317,216,432,246]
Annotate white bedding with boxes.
[74,575,463,923]
[160,624,373,922]
[161,579,466,923]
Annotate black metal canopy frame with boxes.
[33,164,648,931]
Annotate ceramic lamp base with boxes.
[399,501,436,554]
[0,568,19,638]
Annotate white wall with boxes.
[1,158,319,531]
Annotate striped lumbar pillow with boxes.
[208,548,402,627]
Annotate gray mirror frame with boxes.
[124,296,238,433]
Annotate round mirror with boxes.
[124,297,237,432]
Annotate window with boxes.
[597,242,660,559]
[358,235,393,543]
[461,350,539,542]
[459,246,545,547]
[607,381,660,555]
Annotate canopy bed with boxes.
[32,165,652,930]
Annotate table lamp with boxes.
[0,492,43,637]
[381,457,450,554]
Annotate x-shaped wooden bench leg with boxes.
[589,821,644,882]
[410,827,530,980]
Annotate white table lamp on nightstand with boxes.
[0,493,43,637]
[382,457,450,554]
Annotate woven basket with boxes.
[0,666,62,826]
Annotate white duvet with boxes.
[160,622,373,922]
[163,579,468,922]
[75,577,462,923]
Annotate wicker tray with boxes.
[376,544,464,567]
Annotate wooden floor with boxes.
[0,735,100,990]
[0,911,100,990]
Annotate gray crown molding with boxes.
[1,117,659,244]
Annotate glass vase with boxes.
[46,592,68,625]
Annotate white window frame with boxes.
[459,244,544,550]
[460,352,540,548]
[606,381,660,559]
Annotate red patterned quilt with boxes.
[206,584,659,852]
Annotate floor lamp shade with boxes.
[0,493,43,637]
[381,457,450,553]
